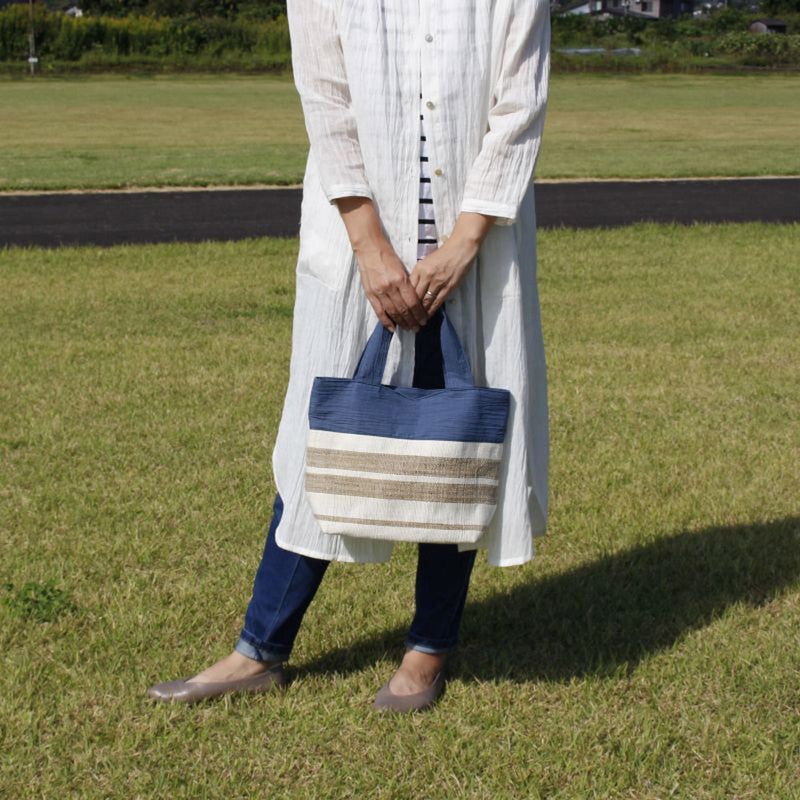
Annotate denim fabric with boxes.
[235,491,330,662]
[235,306,477,663]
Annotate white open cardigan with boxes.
[273,0,551,567]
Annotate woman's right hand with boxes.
[354,238,429,333]
[335,196,429,333]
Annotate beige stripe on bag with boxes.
[313,513,485,531]
[306,446,500,479]
[304,472,498,505]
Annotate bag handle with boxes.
[353,304,475,389]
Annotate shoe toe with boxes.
[146,667,286,704]
[146,676,195,701]
[372,672,446,713]
[372,683,394,709]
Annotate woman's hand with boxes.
[408,211,496,316]
[353,237,429,333]
[335,198,496,330]
[335,195,428,333]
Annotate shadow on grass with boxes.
[294,516,800,683]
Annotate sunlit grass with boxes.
[1,223,798,796]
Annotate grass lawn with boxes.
[1,72,799,191]
[1,222,798,797]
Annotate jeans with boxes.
[234,306,478,663]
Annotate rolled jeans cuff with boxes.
[235,632,290,663]
[404,636,458,655]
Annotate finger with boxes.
[409,258,436,301]
[366,292,396,332]
[419,278,443,312]
[414,274,434,304]
[379,291,405,330]
[359,266,397,332]
[424,279,444,302]
[405,265,436,320]
[372,283,406,331]
[399,281,429,327]
[386,286,418,331]
[427,287,449,317]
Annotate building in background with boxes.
[560,0,697,18]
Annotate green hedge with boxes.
[1,5,798,71]
[0,5,290,61]
[550,6,799,45]
[713,30,800,64]
[549,6,800,68]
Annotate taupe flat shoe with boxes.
[372,670,446,713]
[146,663,286,704]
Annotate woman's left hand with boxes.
[408,211,495,317]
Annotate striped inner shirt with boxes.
[417,90,438,262]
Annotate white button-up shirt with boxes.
[273,0,551,567]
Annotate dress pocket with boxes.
[295,149,355,294]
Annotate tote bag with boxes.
[303,306,510,544]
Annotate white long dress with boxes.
[273,0,551,567]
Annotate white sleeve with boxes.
[287,0,374,205]
[458,0,551,226]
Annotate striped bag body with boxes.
[304,307,511,544]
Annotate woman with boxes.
[147,0,551,712]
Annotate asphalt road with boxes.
[1,177,798,249]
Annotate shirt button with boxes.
[434,168,443,176]
[424,33,433,42]
[426,100,435,110]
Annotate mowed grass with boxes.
[1,223,799,798]
[1,72,799,191]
